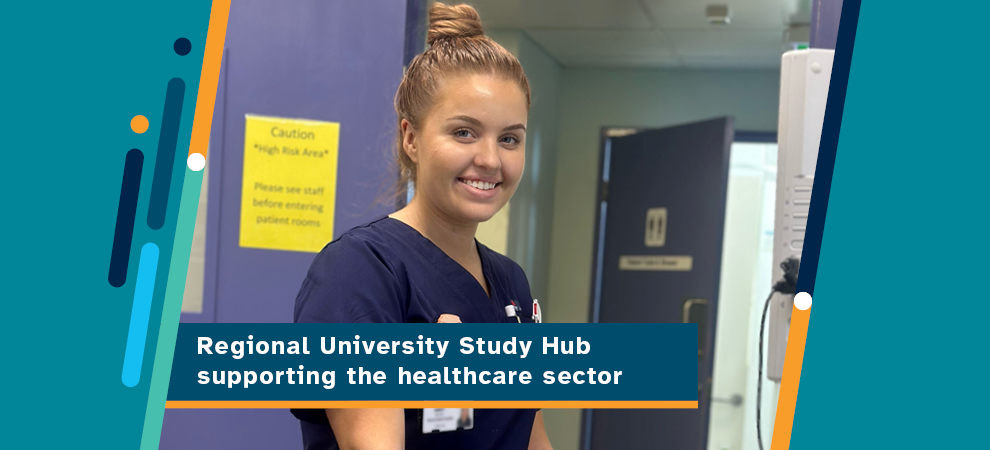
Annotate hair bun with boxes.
[427,3,484,46]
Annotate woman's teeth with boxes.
[460,179,498,190]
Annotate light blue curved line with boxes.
[121,242,160,387]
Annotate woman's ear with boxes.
[401,118,418,164]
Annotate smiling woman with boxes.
[290,3,551,450]
[399,71,528,222]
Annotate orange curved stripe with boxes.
[771,303,812,449]
[187,0,230,158]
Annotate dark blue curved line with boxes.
[148,77,185,230]
[108,149,144,288]
[796,0,862,296]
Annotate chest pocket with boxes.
[507,297,539,324]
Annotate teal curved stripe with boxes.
[140,167,204,448]
[122,242,161,387]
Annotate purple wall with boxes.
[811,0,844,49]
[163,1,412,448]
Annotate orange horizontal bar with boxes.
[166,401,698,409]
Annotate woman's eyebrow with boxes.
[447,115,482,126]
[447,115,527,132]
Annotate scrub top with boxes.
[291,216,539,450]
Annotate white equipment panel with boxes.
[769,49,834,382]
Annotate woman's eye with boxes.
[454,129,474,139]
[500,135,520,145]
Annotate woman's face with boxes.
[404,72,528,225]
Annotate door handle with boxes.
[710,394,743,407]
[682,299,708,358]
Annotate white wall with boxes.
[506,33,563,304]
[710,142,779,450]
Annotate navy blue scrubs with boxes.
[291,217,538,450]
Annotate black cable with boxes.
[756,290,773,450]
[756,257,800,450]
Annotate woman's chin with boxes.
[456,204,504,224]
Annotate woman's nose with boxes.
[473,139,501,171]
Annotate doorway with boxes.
[583,123,777,450]
[708,133,779,450]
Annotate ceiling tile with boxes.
[469,0,806,69]
[553,53,685,68]
[680,56,782,69]
[666,29,785,58]
[640,0,802,30]
[467,0,652,29]
[526,29,676,65]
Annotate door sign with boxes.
[645,207,668,247]
[619,255,693,271]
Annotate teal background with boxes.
[4,0,987,448]
[791,1,987,448]
[1,1,212,448]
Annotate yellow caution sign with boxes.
[240,114,338,252]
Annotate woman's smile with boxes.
[457,177,502,200]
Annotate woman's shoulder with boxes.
[315,217,402,255]
[326,216,394,245]
[295,217,409,323]
[305,217,405,276]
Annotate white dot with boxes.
[794,292,812,310]
[187,153,206,171]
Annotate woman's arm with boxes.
[528,410,553,450]
[326,408,404,450]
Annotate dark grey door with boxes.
[160,1,412,449]
[586,118,733,450]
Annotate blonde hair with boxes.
[393,2,531,197]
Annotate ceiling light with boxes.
[706,4,731,25]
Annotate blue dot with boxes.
[174,38,191,56]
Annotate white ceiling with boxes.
[466,0,811,69]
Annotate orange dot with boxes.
[131,115,149,134]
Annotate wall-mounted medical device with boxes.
[768,49,834,382]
